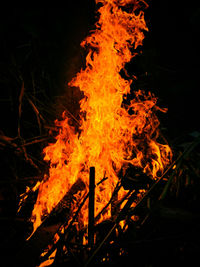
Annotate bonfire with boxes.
[10,1,200,266]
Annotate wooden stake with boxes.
[88,166,95,248]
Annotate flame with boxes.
[30,0,172,236]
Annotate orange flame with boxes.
[30,0,172,236]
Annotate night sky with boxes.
[0,1,200,139]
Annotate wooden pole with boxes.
[88,166,95,248]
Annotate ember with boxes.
[30,0,172,240]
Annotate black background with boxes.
[0,1,200,139]
[0,2,200,266]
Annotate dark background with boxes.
[148,0,200,138]
[0,1,200,140]
[0,2,200,266]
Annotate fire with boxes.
[30,0,172,237]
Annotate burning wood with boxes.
[17,0,174,265]
[29,0,172,239]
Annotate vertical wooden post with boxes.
[111,191,118,218]
[88,166,95,248]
